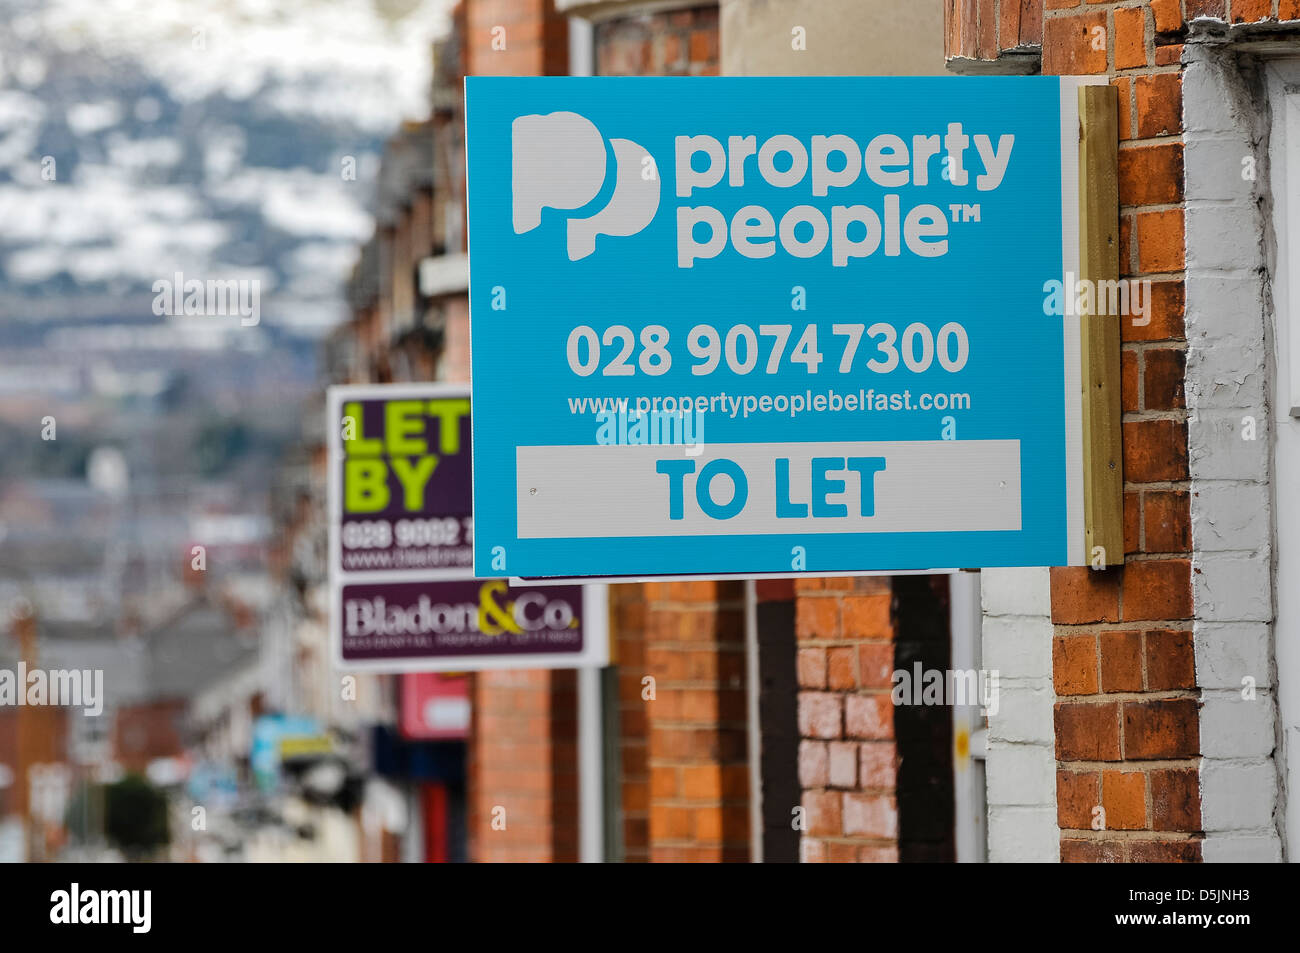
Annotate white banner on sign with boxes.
[516,439,1021,538]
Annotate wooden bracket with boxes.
[1078,85,1124,568]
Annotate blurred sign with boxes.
[337,578,605,672]
[400,673,470,740]
[465,76,1092,578]
[327,383,608,672]
[327,384,473,578]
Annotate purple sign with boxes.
[339,579,589,669]
[330,385,473,576]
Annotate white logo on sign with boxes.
[512,111,660,260]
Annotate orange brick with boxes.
[688,807,728,850]
[1123,698,1199,759]
[1284,0,1300,21]
[1102,770,1148,829]
[1143,347,1186,410]
[858,741,896,789]
[798,647,827,689]
[799,692,843,739]
[1145,628,1196,690]
[1155,43,1184,66]
[650,804,692,840]
[858,844,899,862]
[1061,837,1127,862]
[858,641,894,689]
[1150,766,1201,830]
[1043,11,1108,75]
[1124,490,1140,554]
[1136,72,1182,137]
[682,765,722,801]
[827,646,857,690]
[688,27,717,63]
[1186,0,1227,17]
[1231,0,1272,22]
[1053,633,1099,695]
[825,842,858,863]
[1100,629,1144,692]
[1122,349,1140,412]
[841,593,892,637]
[1112,75,1132,139]
[1150,0,1181,32]
[1123,419,1188,483]
[845,693,893,740]
[1119,142,1183,206]
[796,595,840,640]
[1143,491,1191,553]
[1128,839,1202,862]
[1050,566,1120,624]
[1055,701,1122,761]
[1057,769,1101,829]
[1113,6,1149,69]
[803,791,841,837]
[1136,209,1185,273]
[1002,0,1043,47]
[1122,558,1192,621]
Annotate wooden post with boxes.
[1078,85,1124,567]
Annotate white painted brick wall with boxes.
[1183,39,1282,862]
[980,567,1058,862]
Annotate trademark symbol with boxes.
[948,203,980,223]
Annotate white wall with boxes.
[1183,36,1283,862]
[980,568,1060,862]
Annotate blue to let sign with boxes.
[466,77,1092,578]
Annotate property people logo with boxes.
[512,111,660,260]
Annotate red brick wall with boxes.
[612,577,749,862]
[946,0,1043,60]
[464,0,569,77]
[944,0,1300,862]
[455,0,577,863]
[645,581,749,862]
[467,670,578,862]
[796,577,900,862]
[594,5,720,76]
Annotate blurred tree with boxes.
[104,774,170,859]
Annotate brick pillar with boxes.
[641,580,749,862]
[1043,0,1198,863]
[466,670,578,862]
[947,0,1204,861]
[464,0,568,77]
[796,577,900,862]
[454,0,579,864]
